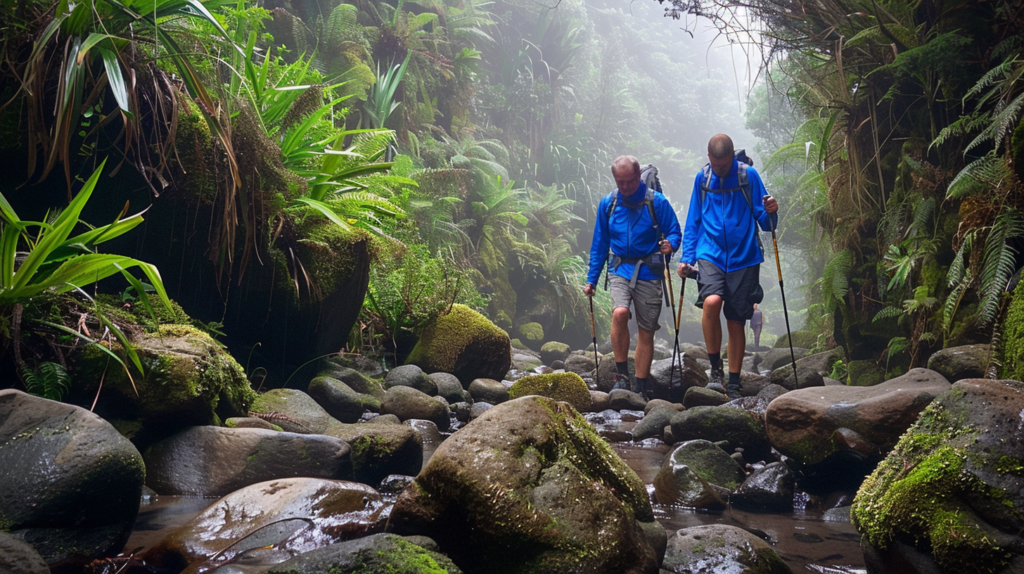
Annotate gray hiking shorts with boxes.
[695,259,763,322]
[609,274,663,332]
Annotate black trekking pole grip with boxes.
[765,196,798,386]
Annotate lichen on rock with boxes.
[509,372,592,412]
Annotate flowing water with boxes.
[126,421,867,573]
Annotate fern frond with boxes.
[978,209,1024,326]
[20,362,70,402]
[873,306,902,323]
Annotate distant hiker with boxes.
[677,134,778,400]
[583,155,682,396]
[750,303,763,348]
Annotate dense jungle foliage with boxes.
[0,0,1022,393]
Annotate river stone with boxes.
[926,343,992,382]
[632,404,678,442]
[670,406,772,462]
[653,460,726,510]
[325,354,386,379]
[69,325,255,435]
[609,388,648,411]
[315,366,385,399]
[323,422,423,485]
[765,368,951,465]
[429,372,468,403]
[0,390,144,565]
[469,401,493,420]
[739,371,773,396]
[405,304,512,384]
[385,365,438,395]
[308,376,381,423]
[682,386,729,408]
[666,439,746,490]
[762,347,810,372]
[564,353,597,375]
[846,359,886,386]
[649,355,709,402]
[0,530,51,574]
[143,426,352,496]
[224,416,281,431]
[539,341,571,365]
[851,378,1024,574]
[663,525,792,574]
[468,378,509,404]
[775,330,819,349]
[769,362,825,391]
[250,389,338,434]
[144,478,387,571]
[730,462,794,512]
[266,533,462,574]
[509,372,592,412]
[389,396,659,574]
[381,386,451,431]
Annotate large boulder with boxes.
[266,533,462,574]
[380,386,451,431]
[144,478,387,571]
[509,372,592,412]
[324,422,423,485]
[389,396,660,574]
[405,304,512,384]
[670,405,772,462]
[662,525,792,574]
[852,379,1024,574]
[730,462,795,513]
[70,325,256,440]
[662,439,745,490]
[0,390,144,565]
[308,375,381,423]
[765,368,951,466]
[926,343,992,382]
[143,426,352,496]
[761,347,810,372]
[0,533,48,574]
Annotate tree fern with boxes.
[20,362,70,402]
[946,152,1012,199]
[978,209,1024,326]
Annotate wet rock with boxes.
[539,341,571,365]
[596,354,636,392]
[769,362,825,391]
[512,353,544,372]
[564,353,597,376]
[681,344,709,362]
[406,419,443,444]
[381,386,450,431]
[0,390,143,565]
[144,426,351,496]
[509,372,592,412]
[730,462,794,512]
[324,354,386,379]
[323,422,422,485]
[926,343,992,382]
[762,347,810,372]
[316,366,385,399]
[663,524,792,574]
[590,390,610,411]
[429,372,469,403]
[389,396,659,574]
[469,401,493,420]
[852,378,1024,574]
[670,405,772,462]
[250,389,337,434]
[308,376,381,423]
[144,478,387,571]
[653,461,726,509]
[266,533,462,574]
[739,371,772,396]
[384,365,437,395]
[0,531,50,574]
[632,404,679,442]
[765,368,951,465]
[468,378,509,404]
[225,416,281,431]
[405,304,512,384]
[664,439,746,490]
[645,399,683,414]
[378,474,415,495]
[682,386,729,408]
[649,355,709,402]
[823,505,851,523]
[609,388,648,411]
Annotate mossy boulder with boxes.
[518,322,545,346]
[267,533,463,574]
[509,372,592,412]
[406,304,511,384]
[663,525,791,574]
[926,344,992,382]
[539,341,571,365]
[670,406,772,462]
[1001,280,1024,381]
[71,325,255,442]
[774,330,819,350]
[852,379,1024,573]
[389,396,660,574]
[846,359,885,386]
[307,376,381,423]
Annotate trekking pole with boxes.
[765,196,798,387]
[588,295,599,375]
[670,273,685,385]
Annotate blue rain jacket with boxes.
[681,158,777,273]
[586,180,682,285]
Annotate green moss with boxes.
[995,456,1024,476]
[518,322,544,342]
[539,341,570,355]
[174,96,218,202]
[509,373,592,412]
[1000,280,1024,381]
[405,304,510,377]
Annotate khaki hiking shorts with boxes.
[609,274,663,332]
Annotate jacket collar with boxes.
[618,180,648,205]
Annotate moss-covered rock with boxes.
[518,322,545,345]
[509,372,592,412]
[1002,280,1024,381]
[405,304,511,384]
[71,325,255,442]
[389,396,658,574]
[846,359,885,386]
[774,330,820,350]
[267,533,462,574]
[852,379,1024,573]
[539,341,571,365]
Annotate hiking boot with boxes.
[708,366,724,389]
[725,383,743,401]
[612,374,630,391]
[630,377,644,395]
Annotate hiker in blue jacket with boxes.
[677,134,778,399]
[583,155,682,397]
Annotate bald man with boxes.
[584,155,682,398]
[678,135,778,399]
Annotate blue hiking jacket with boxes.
[586,180,682,285]
[681,158,777,273]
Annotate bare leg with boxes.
[702,294,724,354]
[727,320,746,374]
[611,306,631,363]
[635,327,654,378]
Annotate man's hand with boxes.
[677,262,692,278]
[583,283,596,298]
[659,239,673,255]
[764,195,779,214]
